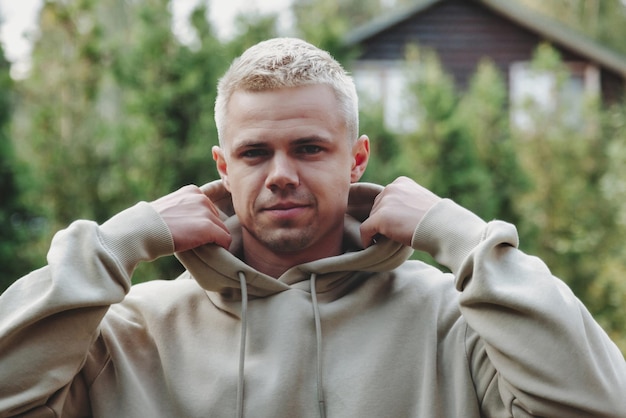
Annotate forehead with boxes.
[222,85,346,148]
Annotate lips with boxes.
[264,202,309,211]
[260,201,312,221]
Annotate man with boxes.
[0,38,624,418]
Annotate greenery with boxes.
[0,48,42,279]
[518,0,626,55]
[1,0,625,353]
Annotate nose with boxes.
[265,152,299,190]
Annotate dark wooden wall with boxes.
[356,0,624,102]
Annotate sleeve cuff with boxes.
[411,199,487,276]
[98,201,175,276]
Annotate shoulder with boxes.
[105,272,207,325]
[392,259,456,295]
[389,259,462,322]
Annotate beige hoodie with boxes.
[0,181,624,418]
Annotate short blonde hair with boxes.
[214,38,359,144]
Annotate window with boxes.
[509,61,600,131]
[352,61,418,133]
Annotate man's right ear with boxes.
[212,146,230,191]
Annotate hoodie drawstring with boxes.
[310,273,327,418]
[234,271,326,418]
[236,271,249,418]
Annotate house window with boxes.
[509,61,600,131]
[352,61,418,133]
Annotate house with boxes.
[343,0,626,130]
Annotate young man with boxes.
[1,38,624,418]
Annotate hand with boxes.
[360,177,441,248]
[150,185,232,252]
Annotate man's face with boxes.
[213,84,369,262]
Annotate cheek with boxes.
[317,176,351,209]
[231,195,255,226]
[229,181,254,216]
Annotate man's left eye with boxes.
[298,145,323,154]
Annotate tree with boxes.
[13,0,111,228]
[291,0,391,63]
[590,102,626,350]
[225,11,280,57]
[0,44,42,291]
[399,45,494,215]
[9,0,281,284]
[455,58,530,226]
[359,100,405,185]
[517,0,626,55]
[511,45,623,339]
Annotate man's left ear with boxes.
[350,135,370,182]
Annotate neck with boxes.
[242,235,344,278]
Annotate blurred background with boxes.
[1,0,625,353]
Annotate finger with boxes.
[175,218,232,252]
[359,216,379,249]
[205,208,230,237]
[201,220,232,250]
[202,196,221,219]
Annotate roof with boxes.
[344,0,626,78]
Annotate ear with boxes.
[350,135,370,182]
[212,146,230,191]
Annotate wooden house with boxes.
[343,0,626,130]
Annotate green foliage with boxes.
[226,12,280,56]
[505,44,626,352]
[512,45,611,291]
[456,58,531,225]
[518,0,626,55]
[109,0,224,198]
[291,0,357,62]
[13,0,110,226]
[362,44,529,268]
[359,100,406,185]
[585,102,626,348]
[8,0,279,283]
[397,45,527,221]
[0,47,43,291]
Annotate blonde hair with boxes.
[214,38,359,144]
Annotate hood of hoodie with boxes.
[175,180,414,299]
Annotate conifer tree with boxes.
[0,45,40,291]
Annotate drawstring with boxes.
[236,271,249,418]
[234,271,326,418]
[310,273,327,418]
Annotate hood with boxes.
[175,180,414,298]
[174,180,415,418]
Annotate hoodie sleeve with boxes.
[412,199,626,418]
[0,202,174,418]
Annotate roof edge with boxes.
[343,0,440,46]
[343,0,626,78]
[482,0,626,77]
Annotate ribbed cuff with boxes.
[98,202,174,276]
[411,199,486,276]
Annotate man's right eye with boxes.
[241,148,269,158]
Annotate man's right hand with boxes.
[150,185,232,252]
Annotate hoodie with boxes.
[0,180,624,418]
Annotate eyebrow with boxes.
[292,136,333,145]
[232,135,332,152]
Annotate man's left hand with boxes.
[360,176,441,248]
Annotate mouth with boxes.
[261,202,312,219]
[264,202,309,211]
